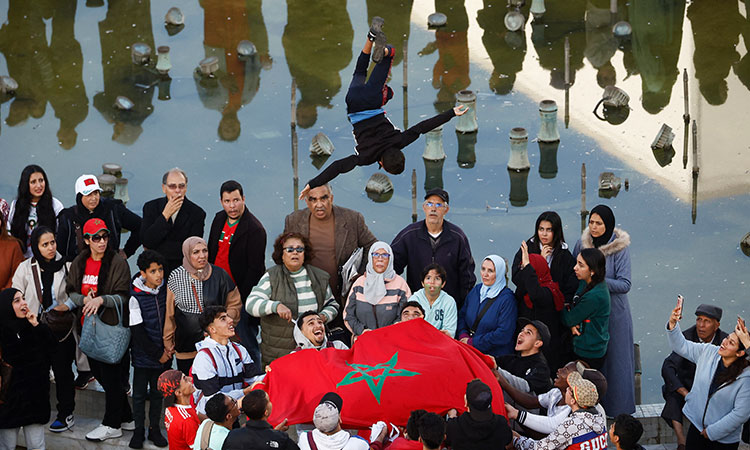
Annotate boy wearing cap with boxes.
[159,369,202,450]
[496,319,553,395]
[298,392,382,450]
[299,20,468,200]
[445,379,512,450]
[512,372,607,450]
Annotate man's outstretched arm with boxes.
[300,155,360,199]
[399,105,467,149]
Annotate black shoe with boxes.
[74,371,95,390]
[148,427,168,448]
[371,31,388,63]
[368,16,385,41]
[129,427,145,449]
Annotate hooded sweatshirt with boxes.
[292,322,348,351]
[445,411,512,450]
[298,429,369,450]
[410,288,458,337]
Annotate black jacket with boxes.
[445,411,512,450]
[141,196,206,275]
[497,352,553,395]
[57,196,142,262]
[207,208,266,300]
[391,219,476,310]
[661,324,727,394]
[511,238,578,303]
[222,420,299,450]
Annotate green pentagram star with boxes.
[336,352,420,403]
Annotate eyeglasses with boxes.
[167,183,186,190]
[371,252,391,259]
[283,246,305,253]
[424,201,445,209]
[88,233,110,242]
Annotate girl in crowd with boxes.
[246,232,338,366]
[457,255,517,357]
[8,165,64,258]
[12,226,77,433]
[0,208,23,290]
[163,237,241,374]
[66,219,133,442]
[574,204,634,416]
[666,303,750,450]
[0,288,56,450]
[561,248,610,370]
[344,241,411,338]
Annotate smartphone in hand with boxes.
[677,295,684,310]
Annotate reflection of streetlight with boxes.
[237,40,257,59]
[538,100,560,142]
[457,132,477,169]
[365,173,394,203]
[538,141,559,179]
[156,46,172,75]
[423,125,446,161]
[504,10,525,32]
[507,127,530,171]
[424,159,445,192]
[530,0,546,21]
[131,43,151,66]
[508,169,530,207]
[198,56,220,77]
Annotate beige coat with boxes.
[12,254,71,315]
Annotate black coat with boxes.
[207,209,266,301]
[511,238,578,303]
[57,196,142,262]
[497,352,553,395]
[141,197,206,275]
[222,420,299,450]
[445,411,512,450]
[662,324,727,394]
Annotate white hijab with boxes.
[363,241,396,305]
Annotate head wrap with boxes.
[589,204,615,248]
[363,241,396,305]
[479,255,506,302]
[0,288,29,339]
[523,254,565,311]
[182,237,212,281]
[30,227,66,309]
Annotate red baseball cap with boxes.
[83,218,109,236]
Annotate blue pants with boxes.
[346,51,393,114]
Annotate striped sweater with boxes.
[246,267,338,322]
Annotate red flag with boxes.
[255,318,506,429]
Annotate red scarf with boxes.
[524,254,565,311]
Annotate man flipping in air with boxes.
[299,18,468,199]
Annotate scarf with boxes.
[182,237,212,282]
[479,255,506,302]
[30,228,66,309]
[590,204,615,248]
[363,241,396,305]
[523,254,565,311]
[0,288,30,340]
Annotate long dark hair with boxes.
[533,211,565,250]
[11,165,57,243]
[579,248,606,294]
[715,338,749,386]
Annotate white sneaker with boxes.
[86,424,122,441]
[121,420,136,431]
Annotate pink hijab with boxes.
[182,237,212,281]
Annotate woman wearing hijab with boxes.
[457,255,517,357]
[247,232,339,366]
[344,241,411,338]
[66,218,133,441]
[573,204,634,416]
[163,237,242,374]
[0,288,56,450]
[12,226,78,433]
[515,243,567,370]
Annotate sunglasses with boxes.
[88,233,110,243]
[283,246,305,253]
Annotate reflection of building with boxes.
[476,0,528,95]
[421,0,470,112]
[531,0,586,89]
[366,0,413,67]
[196,0,266,141]
[46,0,89,149]
[629,0,685,114]
[282,0,353,128]
[92,0,156,145]
[688,0,743,106]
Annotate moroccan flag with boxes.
[256,318,506,429]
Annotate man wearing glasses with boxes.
[141,168,206,276]
[391,188,476,310]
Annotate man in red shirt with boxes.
[159,369,202,450]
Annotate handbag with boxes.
[32,261,75,342]
[79,297,131,364]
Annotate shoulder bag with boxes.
[199,420,214,450]
[33,261,75,342]
[79,296,131,364]
[468,296,499,337]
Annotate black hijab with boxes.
[30,226,66,309]
[590,205,615,248]
[0,288,30,339]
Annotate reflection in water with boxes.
[196,0,266,142]
[736,12,750,91]
[688,0,743,106]
[532,0,586,89]
[476,1,528,95]
[92,0,156,145]
[282,0,353,128]
[629,0,685,114]
[420,0,470,112]
[584,1,620,89]
[366,0,414,67]
[538,141,559,179]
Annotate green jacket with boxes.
[561,280,610,358]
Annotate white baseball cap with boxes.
[75,174,102,196]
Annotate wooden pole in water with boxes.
[403,39,409,130]
[411,169,418,223]
[291,80,299,211]
[580,163,588,233]
[564,37,570,128]
[682,69,690,169]
[610,0,617,14]
[691,120,699,224]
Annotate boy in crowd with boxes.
[299,19,467,199]
[418,413,446,450]
[445,379,512,450]
[223,390,294,450]
[191,393,240,450]
[389,409,427,450]
[159,370,202,450]
[410,263,457,337]
[496,319,553,395]
[128,250,170,448]
[610,414,645,450]
[400,301,426,322]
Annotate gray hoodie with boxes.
[292,321,349,351]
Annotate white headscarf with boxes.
[479,255,506,302]
[363,241,396,305]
